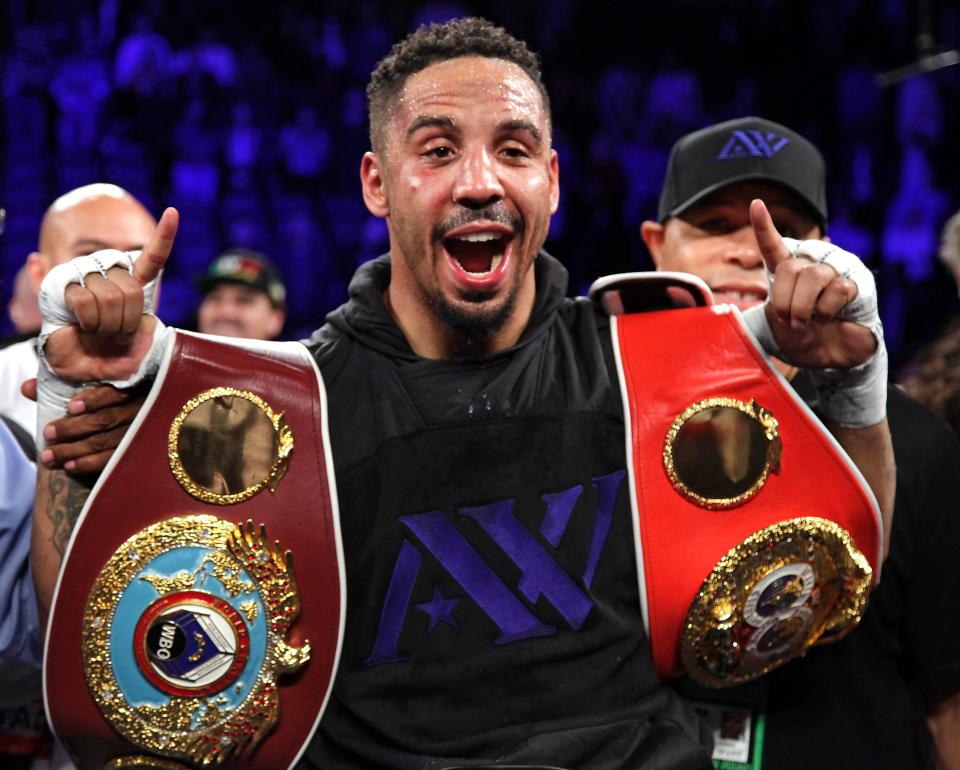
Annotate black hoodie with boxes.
[300,253,711,770]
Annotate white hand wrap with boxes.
[34,361,87,452]
[35,248,168,449]
[37,249,153,342]
[741,304,784,359]
[742,237,887,428]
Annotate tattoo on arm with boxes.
[44,470,93,556]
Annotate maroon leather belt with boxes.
[44,331,344,769]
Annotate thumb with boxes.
[133,207,179,286]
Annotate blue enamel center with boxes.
[110,545,267,721]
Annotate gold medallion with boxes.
[664,397,782,509]
[681,517,871,687]
[168,388,294,505]
[83,515,310,765]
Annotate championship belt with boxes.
[592,273,881,687]
[43,331,345,769]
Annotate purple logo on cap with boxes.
[717,130,790,160]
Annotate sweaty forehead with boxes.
[392,56,547,135]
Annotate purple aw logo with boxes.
[365,470,626,666]
[717,129,790,160]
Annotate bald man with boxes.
[0,184,157,435]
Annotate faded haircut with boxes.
[366,16,550,154]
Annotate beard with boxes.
[426,284,520,346]
[425,201,527,346]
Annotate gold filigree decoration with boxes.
[663,397,782,509]
[104,756,193,770]
[239,601,259,623]
[139,571,195,596]
[680,517,872,687]
[168,388,294,506]
[199,550,255,597]
[83,515,311,765]
[228,520,312,676]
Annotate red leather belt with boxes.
[44,331,344,769]
[611,304,880,685]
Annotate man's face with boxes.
[643,182,821,310]
[40,194,157,266]
[29,194,157,292]
[362,56,559,351]
[197,283,284,340]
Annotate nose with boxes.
[210,298,239,319]
[723,225,764,269]
[452,146,504,209]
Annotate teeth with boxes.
[721,290,763,301]
[455,232,499,242]
[457,253,504,275]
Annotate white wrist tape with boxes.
[34,249,167,449]
[741,304,784,359]
[744,238,887,428]
[34,321,171,450]
[34,358,87,452]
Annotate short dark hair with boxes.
[366,16,550,153]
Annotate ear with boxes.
[25,252,48,293]
[548,149,560,214]
[267,308,286,339]
[640,221,666,269]
[360,152,389,218]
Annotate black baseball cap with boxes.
[197,249,287,308]
[658,116,827,229]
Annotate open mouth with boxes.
[445,232,508,275]
[442,227,514,292]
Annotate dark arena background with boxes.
[0,0,957,371]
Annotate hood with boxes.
[323,252,570,363]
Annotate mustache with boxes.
[432,204,523,242]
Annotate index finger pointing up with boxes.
[133,207,179,286]
[750,198,792,273]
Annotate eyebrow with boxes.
[404,116,544,149]
[406,115,457,141]
[498,119,543,148]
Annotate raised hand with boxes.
[42,207,179,384]
[750,199,877,369]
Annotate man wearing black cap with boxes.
[643,117,830,311]
[643,116,960,770]
[196,248,286,340]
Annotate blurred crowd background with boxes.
[1,0,958,369]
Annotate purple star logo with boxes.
[415,589,460,632]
